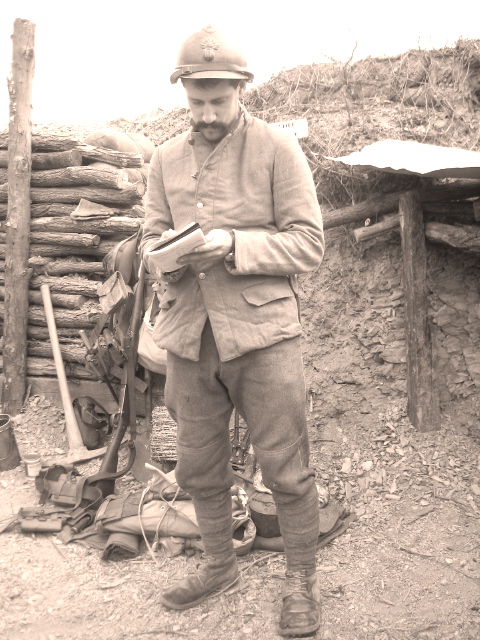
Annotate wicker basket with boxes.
[149,405,178,463]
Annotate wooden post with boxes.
[399,190,440,431]
[2,19,35,414]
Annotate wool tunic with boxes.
[141,107,324,362]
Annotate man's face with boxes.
[183,79,244,143]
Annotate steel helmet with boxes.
[170,25,254,84]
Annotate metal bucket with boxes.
[22,452,42,477]
[248,490,281,538]
[0,414,21,471]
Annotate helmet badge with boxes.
[201,38,220,62]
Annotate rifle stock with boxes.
[94,387,131,498]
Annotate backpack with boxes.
[79,226,146,440]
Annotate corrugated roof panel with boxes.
[327,140,480,179]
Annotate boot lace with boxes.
[285,570,309,593]
[195,555,215,575]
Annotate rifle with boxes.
[93,260,146,498]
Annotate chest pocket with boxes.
[241,281,294,306]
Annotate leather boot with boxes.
[278,570,321,637]
[158,554,239,611]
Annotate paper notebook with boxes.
[145,223,207,272]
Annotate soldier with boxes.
[141,25,325,637]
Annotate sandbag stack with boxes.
[0,128,155,385]
[82,128,155,187]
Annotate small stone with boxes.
[471,483,480,496]
[9,587,22,599]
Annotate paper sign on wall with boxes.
[269,118,308,139]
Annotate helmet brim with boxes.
[171,69,254,84]
[182,70,249,80]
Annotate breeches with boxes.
[164,320,316,505]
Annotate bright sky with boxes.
[1,0,479,126]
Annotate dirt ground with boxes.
[2,38,480,640]
[2,227,480,640]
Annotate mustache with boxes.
[195,121,227,131]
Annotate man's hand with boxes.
[176,229,233,271]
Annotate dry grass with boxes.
[109,39,480,212]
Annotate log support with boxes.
[3,19,35,414]
[399,190,440,432]
[350,213,400,243]
[322,180,480,230]
[0,148,83,170]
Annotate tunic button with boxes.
[196,202,204,208]
[198,272,206,280]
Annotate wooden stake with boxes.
[3,19,35,414]
[399,190,440,432]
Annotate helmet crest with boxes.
[201,38,220,62]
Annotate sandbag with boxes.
[92,164,146,185]
[124,167,146,185]
[87,161,129,183]
[126,133,155,162]
[83,129,156,162]
[84,128,140,154]
[139,163,149,184]
[88,161,123,173]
